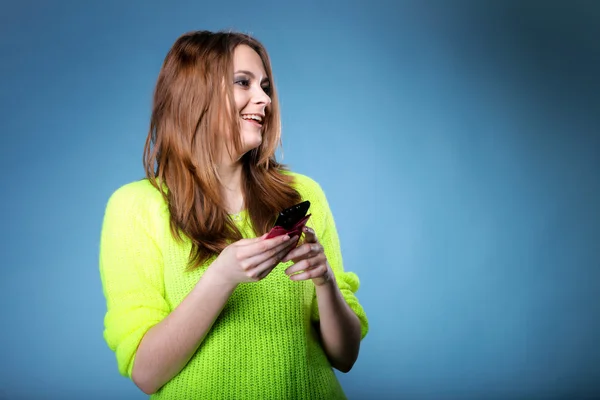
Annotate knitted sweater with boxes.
[99,171,369,399]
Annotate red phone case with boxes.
[265,214,311,239]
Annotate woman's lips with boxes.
[242,117,263,128]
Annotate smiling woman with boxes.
[99,30,368,399]
[232,45,272,160]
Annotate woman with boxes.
[99,30,368,399]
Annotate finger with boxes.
[302,226,318,243]
[281,242,322,263]
[242,235,297,268]
[236,234,290,259]
[278,236,301,261]
[235,233,268,246]
[255,266,274,281]
[251,239,299,279]
[284,253,325,276]
[288,262,328,281]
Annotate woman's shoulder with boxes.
[104,178,167,217]
[282,170,329,206]
[283,170,323,194]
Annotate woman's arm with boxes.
[313,274,363,372]
[131,234,296,394]
[282,226,364,372]
[131,269,235,394]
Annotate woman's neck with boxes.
[216,161,245,214]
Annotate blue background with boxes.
[1,0,599,399]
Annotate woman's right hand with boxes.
[207,233,298,286]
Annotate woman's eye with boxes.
[235,79,250,87]
[262,86,271,95]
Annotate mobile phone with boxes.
[265,200,311,239]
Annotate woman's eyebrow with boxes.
[234,70,270,84]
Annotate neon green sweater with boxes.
[99,172,368,399]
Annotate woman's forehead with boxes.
[233,45,268,78]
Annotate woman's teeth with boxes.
[241,114,263,123]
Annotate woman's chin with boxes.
[232,136,262,161]
[242,133,263,151]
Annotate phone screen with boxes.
[265,200,311,239]
[273,200,310,229]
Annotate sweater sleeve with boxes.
[302,177,369,340]
[99,183,171,378]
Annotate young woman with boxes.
[99,30,368,399]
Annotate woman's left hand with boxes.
[281,226,334,286]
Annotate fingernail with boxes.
[282,234,290,241]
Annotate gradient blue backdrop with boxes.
[1,1,599,399]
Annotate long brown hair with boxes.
[143,30,301,269]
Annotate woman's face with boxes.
[231,44,272,157]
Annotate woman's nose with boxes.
[252,86,271,105]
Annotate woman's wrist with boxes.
[197,266,239,294]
